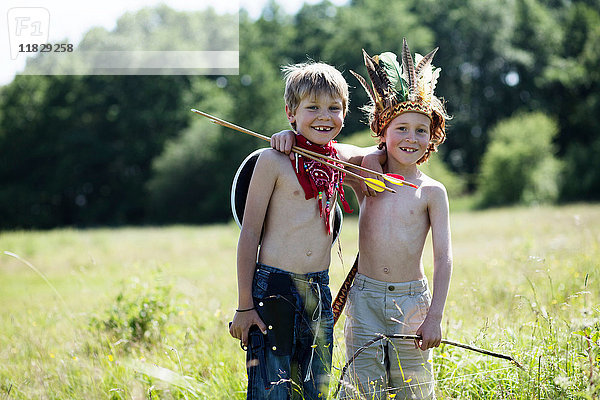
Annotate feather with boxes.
[370,54,393,94]
[350,69,375,105]
[363,49,395,110]
[371,54,396,108]
[377,52,408,101]
[415,47,438,78]
[401,38,417,101]
[363,50,386,108]
[430,67,441,94]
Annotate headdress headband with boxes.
[351,38,448,135]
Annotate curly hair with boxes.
[374,108,448,165]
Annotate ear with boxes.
[285,105,296,124]
[380,129,387,145]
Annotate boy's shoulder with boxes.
[256,147,293,168]
[418,171,448,199]
[253,148,298,188]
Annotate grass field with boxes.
[1,204,599,399]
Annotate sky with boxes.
[0,0,348,86]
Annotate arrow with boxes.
[191,109,397,193]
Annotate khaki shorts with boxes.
[342,273,434,400]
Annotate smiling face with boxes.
[286,93,345,145]
[382,112,432,166]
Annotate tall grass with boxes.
[1,204,598,399]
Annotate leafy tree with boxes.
[477,112,562,207]
[147,78,236,223]
[540,2,600,199]
[0,5,240,228]
[406,0,526,176]
[0,74,193,228]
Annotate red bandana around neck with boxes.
[291,133,353,234]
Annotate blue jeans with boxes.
[247,263,334,400]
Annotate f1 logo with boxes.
[7,7,50,60]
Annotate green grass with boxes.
[1,204,599,399]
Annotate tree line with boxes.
[0,0,598,229]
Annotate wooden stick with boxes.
[191,109,396,193]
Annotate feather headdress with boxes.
[351,38,449,163]
[350,38,446,133]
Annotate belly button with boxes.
[306,250,312,256]
[383,267,389,274]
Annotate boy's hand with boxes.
[360,149,386,197]
[415,315,442,351]
[229,309,267,347]
[270,130,296,160]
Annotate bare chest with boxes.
[361,190,429,232]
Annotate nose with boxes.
[405,130,417,142]
[317,111,329,120]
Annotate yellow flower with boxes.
[50,353,55,359]
[108,355,114,362]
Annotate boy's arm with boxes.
[270,130,296,160]
[358,147,387,197]
[416,183,453,351]
[334,143,380,200]
[229,151,277,346]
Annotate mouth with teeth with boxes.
[312,126,334,133]
[400,146,418,153]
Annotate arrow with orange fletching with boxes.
[190,109,404,193]
[191,109,419,193]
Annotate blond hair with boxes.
[282,62,349,129]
